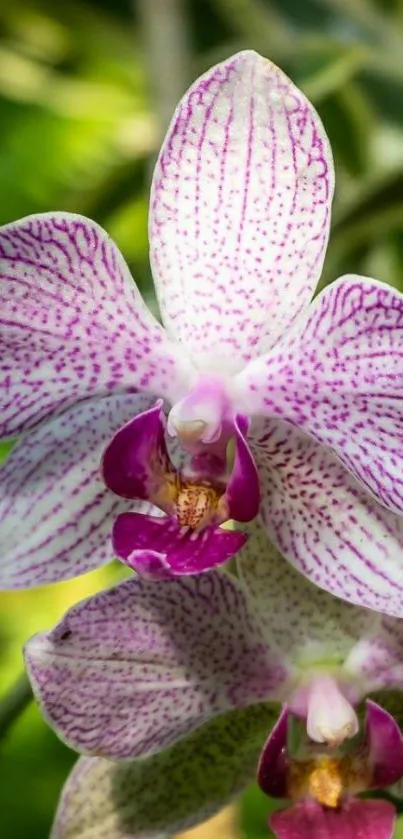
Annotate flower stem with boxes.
[0,673,33,740]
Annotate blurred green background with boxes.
[2,0,403,836]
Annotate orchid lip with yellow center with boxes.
[258,702,403,839]
[102,401,259,579]
[287,753,370,809]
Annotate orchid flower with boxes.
[2,50,403,613]
[25,524,403,838]
[259,702,403,839]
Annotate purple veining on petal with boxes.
[25,572,288,759]
[113,512,248,578]
[224,415,260,522]
[365,700,403,789]
[251,418,403,617]
[270,799,396,839]
[235,274,403,514]
[257,706,289,799]
[0,393,159,589]
[150,50,334,371]
[0,213,194,437]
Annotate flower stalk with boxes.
[0,673,33,740]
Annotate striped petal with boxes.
[150,50,333,372]
[234,275,403,514]
[0,393,156,589]
[25,572,288,759]
[50,705,276,839]
[236,518,379,667]
[237,519,403,695]
[0,212,194,438]
[250,420,403,617]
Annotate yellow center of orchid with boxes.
[176,483,223,529]
[156,471,228,530]
[288,754,371,809]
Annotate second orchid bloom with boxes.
[26,525,403,839]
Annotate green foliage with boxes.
[3,0,403,837]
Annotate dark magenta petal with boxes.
[365,700,403,788]
[257,706,289,799]
[270,799,396,839]
[225,415,260,522]
[102,401,173,503]
[113,512,248,578]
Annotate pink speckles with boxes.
[0,213,193,438]
[149,50,334,372]
[251,420,403,617]
[0,394,157,588]
[236,274,403,519]
[25,570,285,759]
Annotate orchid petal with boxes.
[344,622,403,694]
[235,275,403,514]
[250,420,403,617]
[25,572,288,759]
[150,50,333,372]
[50,705,276,839]
[270,799,396,839]
[237,518,379,667]
[101,402,175,509]
[0,213,195,437]
[0,394,157,589]
[257,706,289,799]
[366,700,403,788]
[112,512,247,578]
[239,522,403,701]
[224,416,260,522]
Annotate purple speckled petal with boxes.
[251,420,403,617]
[257,706,289,799]
[0,212,195,437]
[50,705,277,839]
[235,275,403,514]
[101,401,175,509]
[112,512,247,578]
[150,50,333,372]
[237,521,403,702]
[224,416,260,522]
[346,610,403,692]
[237,519,382,675]
[0,393,158,589]
[366,700,403,789]
[25,572,289,759]
[270,799,396,839]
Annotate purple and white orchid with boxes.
[259,702,403,839]
[25,524,403,838]
[2,50,403,613]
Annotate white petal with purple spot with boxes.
[150,50,333,371]
[0,393,158,588]
[0,213,194,437]
[25,571,288,759]
[235,275,403,513]
[251,420,403,617]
